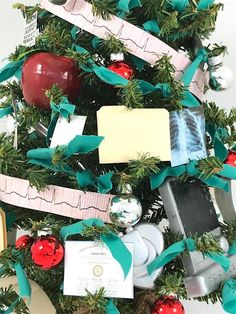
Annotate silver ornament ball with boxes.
[110,193,142,228]
[208,56,234,91]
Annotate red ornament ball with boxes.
[151,296,185,314]
[16,235,35,249]
[21,52,81,110]
[225,150,236,167]
[30,235,64,270]
[107,61,134,80]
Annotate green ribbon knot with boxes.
[50,97,76,120]
[147,238,230,276]
[150,158,236,193]
[27,135,104,173]
[76,170,113,194]
[47,96,76,144]
[60,218,132,279]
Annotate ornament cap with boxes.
[120,183,133,194]
[208,55,223,67]
[110,52,124,61]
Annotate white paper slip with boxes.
[50,115,87,148]
[23,12,38,47]
[63,241,134,299]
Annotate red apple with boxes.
[21,52,81,110]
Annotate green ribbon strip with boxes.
[117,0,141,13]
[206,123,229,162]
[150,160,236,192]
[106,299,120,314]
[222,279,236,314]
[0,106,14,118]
[203,252,230,272]
[147,238,195,275]
[14,262,31,302]
[0,261,31,314]
[60,218,132,278]
[27,135,104,172]
[0,59,25,83]
[147,238,230,276]
[76,170,113,194]
[143,20,160,34]
[47,97,76,145]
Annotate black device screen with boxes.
[170,177,219,236]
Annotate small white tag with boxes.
[23,12,38,47]
[0,115,15,135]
[63,241,134,298]
[50,115,87,148]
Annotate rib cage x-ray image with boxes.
[170,107,207,167]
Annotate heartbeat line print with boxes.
[0,174,113,222]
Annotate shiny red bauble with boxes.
[225,150,236,167]
[16,235,35,249]
[30,235,64,270]
[21,52,81,110]
[107,61,134,80]
[151,296,185,314]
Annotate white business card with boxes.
[50,115,87,148]
[63,241,134,299]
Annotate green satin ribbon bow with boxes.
[0,106,14,118]
[147,238,230,276]
[60,218,132,278]
[27,135,104,173]
[150,160,236,193]
[222,279,236,314]
[117,0,141,13]
[47,96,76,145]
[76,170,113,194]
[0,261,31,314]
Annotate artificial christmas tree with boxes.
[0,1,236,314]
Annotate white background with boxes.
[0,1,235,313]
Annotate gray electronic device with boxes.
[214,180,236,223]
[159,177,233,298]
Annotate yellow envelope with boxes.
[0,208,7,252]
[97,106,171,164]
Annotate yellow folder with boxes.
[97,106,171,164]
